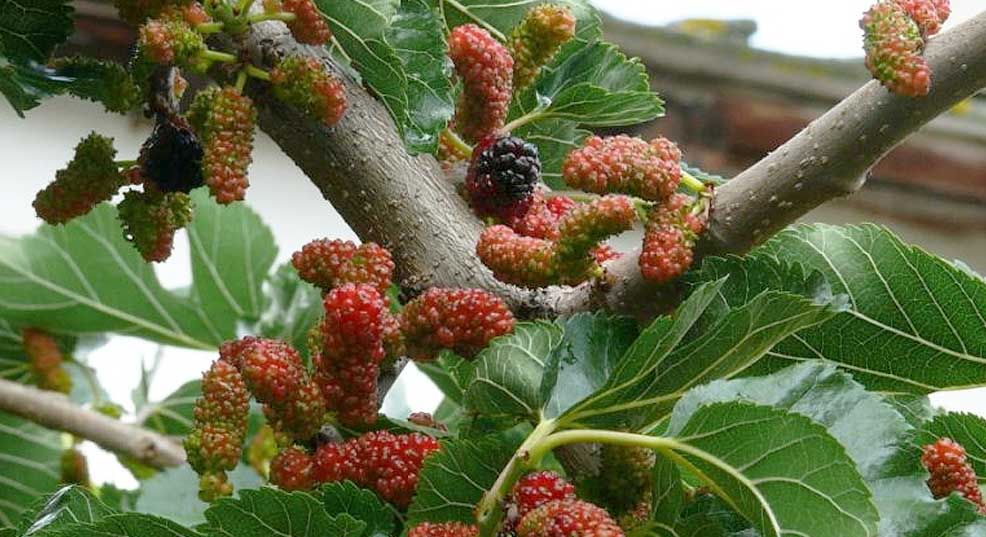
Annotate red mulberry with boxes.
[509,4,576,91]
[922,438,986,513]
[563,135,681,202]
[861,1,930,97]
[506,192,562,240]
[408,522,478,537]
[477,225,558,288]
[270,447,316,491]
[894,0,949,36]
[21,328,71,394]
[316,284,387,427]
[465,135,541,222]
[357,430,440,508]
[271,56,347,127]
[189,86,257,203]
[117,187,194,262]
[192,360,249,437]
[638,194,704,284]
[291,239,394,295]
[313,441,364,484]
[507,471,577,529]
[555,195,636,281]
[518,499,624,537]
[400,287,515,361]
[277,0,332,45]
[33,133,125,225]
[448,24,514,143]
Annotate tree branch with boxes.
[0,378,184,468]
[241,12,986,320]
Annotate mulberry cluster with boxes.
[315,284,388,427]
[505,471,577,531]
[508,4,576,91]
[21,328,71,394]
[138,114,204,194]
[116,186,194,262]
[408,522,478,537]
[184,359,250,501]
[266,0,333,45]
[189,86,257,204]
[222,337,325,442]
[399,287,515,361]
[137,15,204,66]
[448,24,514,143]
[921,437,986,513]
[271,56,347,127]
[465,136,542,222]
[861,1,933,96]
[517,499,624,537]
[639,194,705,284]
[562,135,681,202]
[33,133,125,225]
[291,239,394,296]
[273,430,440,508]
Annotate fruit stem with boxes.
[248,11,297,23]
[235,70,248,92]
[476,418,557,537]
[245,64,271,81]
[201,49,238,64]
[499,109,545,135]
[442,128,473,159]
[680,170,706,194]
[196,21,224,34]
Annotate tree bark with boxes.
[0,378,184,468]
[240,12,986,320]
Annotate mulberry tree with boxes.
[1,0,986,536]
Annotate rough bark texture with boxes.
[240,12,986,320]
[0,378,184,468]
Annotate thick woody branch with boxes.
[242,12,986,320]
[0,378,184,468]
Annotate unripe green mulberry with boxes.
[116,187,194,262]
[21,328,72,394]
[137,16,204,67]
[861,1,930,96]
[59,448,91,487]
[448,24,514,143]
[509,4,576,91]
[555,195,636,281]
[563,135,681,202]
[271,56,347,127]
[49,57,140,114]
[598,445,655,523]
[476,225,558,288]
[33,133,125,225]
[189,86,257,204]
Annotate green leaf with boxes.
[15,486,116,534]
[667,402,879,537]
[315,0,409,137]
[0,190,276,350]
[463,321,562,420]
[539,312,638,419]
[0,0,73,63]
[512,41,663,129]
[136,466,262,526]
[42,513,202,537]
[0,412,61,527]
[205,488,347,536]
[651,453,684,526]
[750,224,986,393]
[416,351,474,405]
[97,484,140,512]
[670,361,911,481]
[256,264,323,360]
[406,434,522,525]
[386,0,454,153]
[321,482,395,537]
[870,476,986,537]
[560,272,839,431]
[138,380,200,436]
[0,55,59,116]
